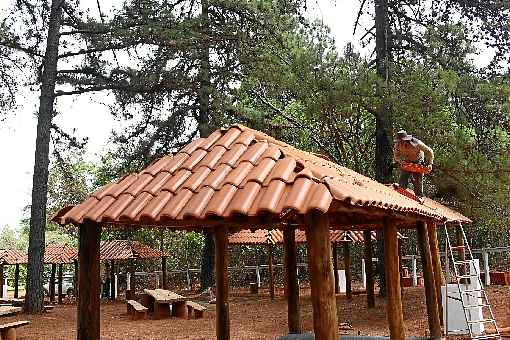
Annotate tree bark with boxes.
[25,0,63,314]
[374,0,393,298]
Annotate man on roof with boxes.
[393,130,434,201]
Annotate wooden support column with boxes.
[267,243,275,300]
[49,263,56,302]
[363,230,375,308]
[14,264,19,299]
[332,243,339,294]
[161,257,167,290]
[57,263,63,304]
[398,238,403,279]
[343,241,352,299]
[110,260,115,300]
[305,212,338,340]
[417,221,441,339]
[0,265,3,299]
[73,259,78,296]
[383,219,405,340]
[283,227,300,334]
[77,222,101,340]
[214,226,229,340]
[428,223,443,326]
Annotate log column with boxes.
[417,221,441,339]
[332,243,339,294]
[363,230,375,308]
[14,264,20,299]
[57,263,63,304]
[305,212,338,340]
[343,241,352,299]
[428,223,443,326]
[0,265,4,299]
[383,219,405,340]
[267,243,275,300]
[78,222,101,340]
[49,264,56,302]
[283,227,300,334]
[73,260,78,296]
[214,226,229,340]
[110,260,115,300]
[161,257,167,290]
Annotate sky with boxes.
[0,0,492,230]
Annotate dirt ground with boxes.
[4,286,509,339]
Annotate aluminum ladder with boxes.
[444,223,501,340]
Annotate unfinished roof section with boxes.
[228,229,404,245]
[55,125,446,229]
[44,244,78,264]
[391,185,472,224]
[100,240,166,261]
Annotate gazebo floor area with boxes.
[3,286,508,339]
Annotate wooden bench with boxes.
[0,321,29,340]
[126,300,148,320]
[44,305,55,312]
[185,301,206,319]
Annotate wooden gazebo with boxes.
[54,124,461,340]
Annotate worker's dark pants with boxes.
[399,170,424,197]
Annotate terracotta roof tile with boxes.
[55,125,461,228]
[44,244,78,264]
[100,240,166,260]
[0,250,27,265]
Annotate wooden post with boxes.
[332,243,339,294]
[14,264,19,299]
[383,219,405,340]
[73,259,78,296]
[417,221,442,339]
[77,222,101,340]
[0,265,3,299]
[214,226,229,340]
[398,238,403,279]
[267,243,275,300]
[57,263,63,304]
[428,223,443,326]
[110,260,115,300]
[162,257,167,290]
[49,263,56,302]
[305,212,338,340]
[283,227,300,334]
[343,241,352,299]
[363,230,375,308]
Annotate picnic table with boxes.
[0,307,22,317]
[141,289,188,320]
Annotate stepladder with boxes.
[444,223,501,340]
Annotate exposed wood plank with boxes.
[214,225,230,340]
[332,243,339,294]
[343,241,352,299]
[267,243,275,300]
[283,227,300,334]
[305,212,338,340]
[383,219,405,340]
[363,230,375,308]
[77,221,101,340]
[417,221,441,338]
[428,222,443,327]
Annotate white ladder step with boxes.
[464,303,491,309]
[471,334,501,340]
[467,318,497,324]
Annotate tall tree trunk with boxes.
[25,0,63,313]
[374,0,393,297]
[198,0,215,292]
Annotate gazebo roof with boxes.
[54,125,449,229]
[228,229,404,245]
[0,250,27,265]
[44,244,78,264]
[100,240,166,260]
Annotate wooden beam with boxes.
[57,263,63,304]
[305,212,338,340]
[332,243,339,294]
[14,264,19,299]
[283,227,300,334]
[162,257,168,290]
[363,230,375,308]
[417,221,442,339]
[343,241,352,299]
[214,226,229,340]
[267,243,275,300]
[428,223,443,327]
[49,264,56,302]
[77,222,101,340]
[110,260,115,300]
[383,219,405,340]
